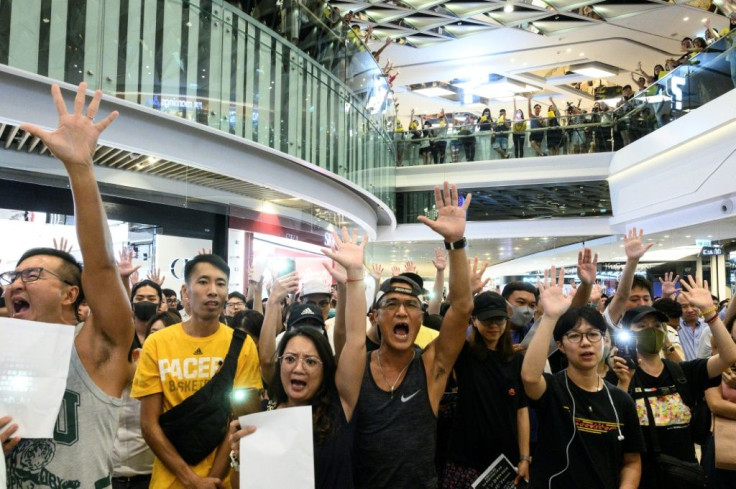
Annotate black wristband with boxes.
[444,237,467,250]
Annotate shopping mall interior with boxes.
[0,0,735,298]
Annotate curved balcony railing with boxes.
[394,28,736,166]
[0,0,396,207]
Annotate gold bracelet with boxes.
[700,306,718,317]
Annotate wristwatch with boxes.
[229,450,240,471]
[444,237,467,250]
[520,455,532,463]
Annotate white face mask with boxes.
[508,303,535,327]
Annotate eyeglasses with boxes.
[477,317,507,327]
[564,330,603,343]
[279,353,323,370]
[0,267,74,286]
[226,302,245,308]
[166,298,178,304]
[379,299,422,312]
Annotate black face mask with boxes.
[133,301,158,321]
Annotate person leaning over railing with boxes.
[512,99,527,159]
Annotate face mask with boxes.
[509,304,534,327]
[636,328,667,354]
[133,301,158,321]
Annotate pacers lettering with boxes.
[158,357,223,381]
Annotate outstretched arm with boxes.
[606,228,653,325]
[323,228,368,421]
[258,272,299,383]
[21,83,133,397]
[571,248,597,308]
[428,247,446,315]
[522,266,572,400]
[420,183,474,413]
[679,276,736,377]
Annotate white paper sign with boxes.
[239,406,314,489]
[0,317,75,438]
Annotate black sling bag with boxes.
[158,329,247,466]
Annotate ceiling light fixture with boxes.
[571,61,619,78]
[504,4,514,13]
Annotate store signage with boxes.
[700,246,723,256]
[695,239,711,247]
[146,95,204,111]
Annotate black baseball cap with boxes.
[621,306,669,329]
[473,292,509,321]
[399,272,429,295]
[374,276,423,308]
[286,303,325,329]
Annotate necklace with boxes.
[377,349,414,399]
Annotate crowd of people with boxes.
[3,82,736,489]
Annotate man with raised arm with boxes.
[602,228,654,330]
[2,82,134,488]
[353,182,474,489]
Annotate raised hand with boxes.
[391,265,401,277]
[147,268,165,286]
[417,182,471,243]
[20,83,118,170]
[270,271,300,303]
[590,283,603,304]
[53,237,73,253]
[469,256,490,295]
[537,266,572,319]
[432,247,447,272]
[369,263,383,281]
[117,247,140,280]
[198,247,213,255]
[623,227,654,261]
[577,247,598,285]
[659,271,680,297]
[680,275,715,313]
[403,260,417,273]
[322,227,367,281]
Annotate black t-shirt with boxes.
[447,344,527,471]
[315,388,356,489]
[529,371,644,489]
[628,358,720,488]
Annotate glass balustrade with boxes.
[393,28,736,167]
[0,0,396,208]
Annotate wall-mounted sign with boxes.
[700,246,724,256]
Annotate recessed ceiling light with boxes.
[579,52,584,56]
[504,4,514,13]
[685,235,691,238]
[663,235,670,238]
[683,17,689,21]
[566,48,571,53]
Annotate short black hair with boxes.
[623,84,632,91]
[233,310,264,338]
[17,247,84,310]
[162,288,177,298]
[228,291,246,302]
[553,307,607,342]
[131,279,163,302]
[631,275,652,297]
[502,281,538,300]
[653,297,682,319]
[184,254,230,283]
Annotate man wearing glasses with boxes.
[353,182,474,489]
[226,292,246,318]
[2,83,134,488]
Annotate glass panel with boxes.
[0,0,396,209]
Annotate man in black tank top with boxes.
[353,182,474,489]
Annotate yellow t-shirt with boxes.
[415,325,440,349]
[132,323,262,489]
